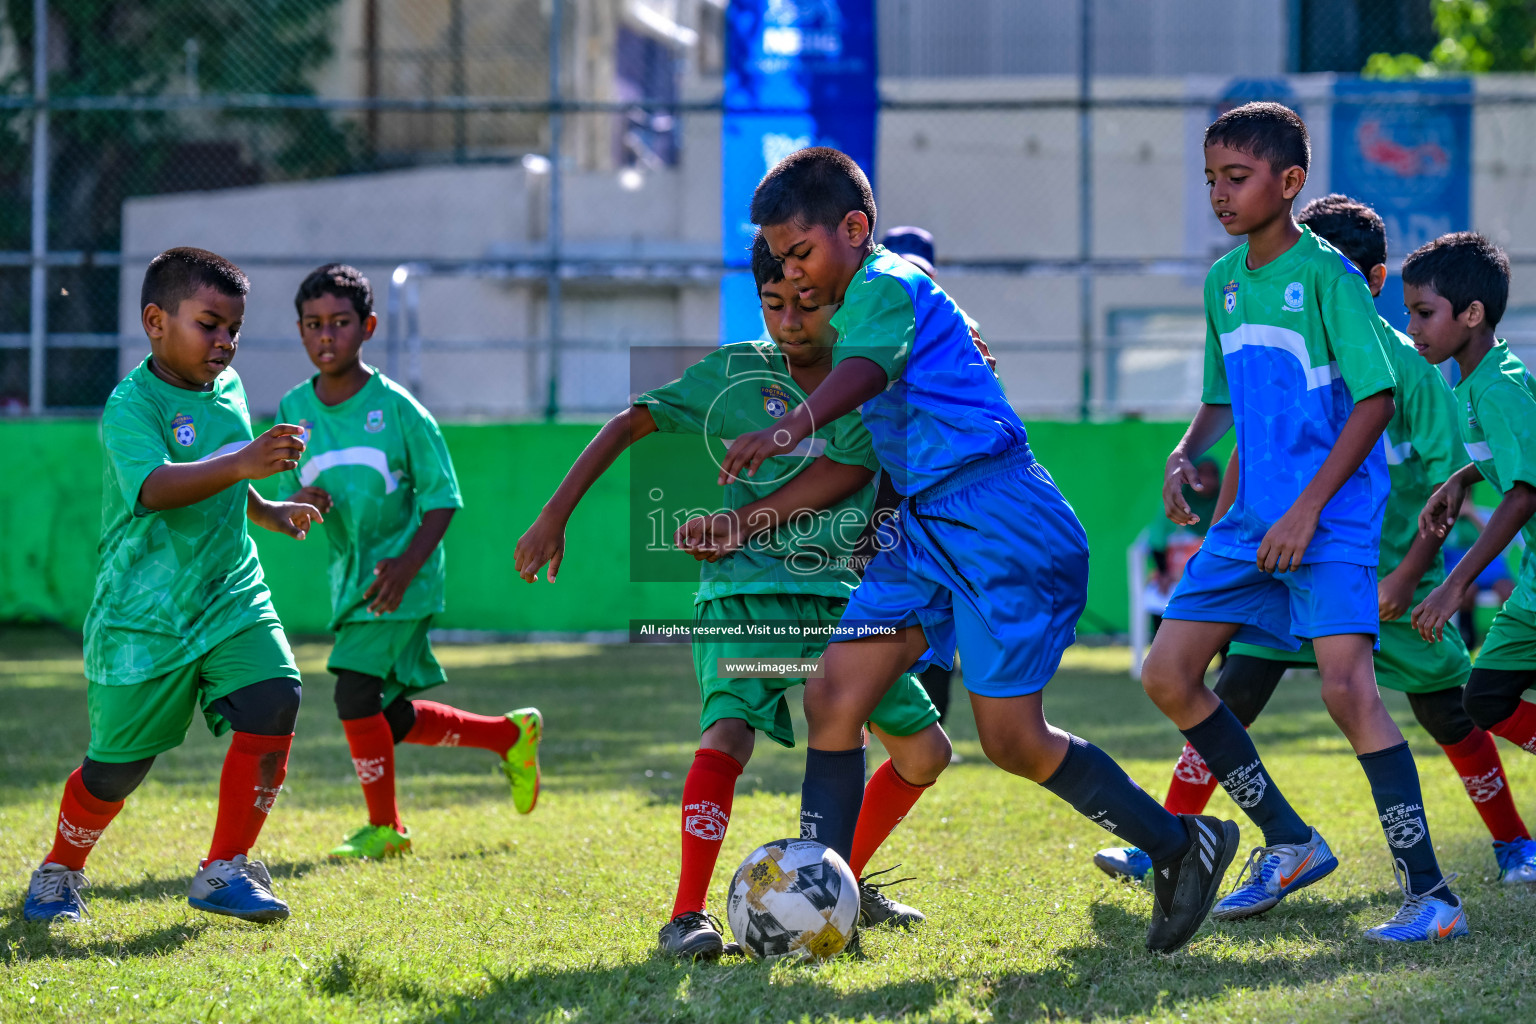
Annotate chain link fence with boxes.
[4,0,1534,418]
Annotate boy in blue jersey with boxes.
[721,148,1242,954]
[1142,103,1464,942]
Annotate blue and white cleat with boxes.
[1212,827,1337,921]
[22,863,89,923]
[1364,860,1468,943]
[187,855,289,922]
[1093,845,1151,882]
[1494,837,1536,884]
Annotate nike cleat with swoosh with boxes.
[1364,859,1468,943]
[1212,827,1337,921]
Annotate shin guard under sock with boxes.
[670,749,743,919]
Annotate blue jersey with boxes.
[829,247,1027,495]
[1200,226,1397,566]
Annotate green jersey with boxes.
[637,341,880,604]
[1378,321,1465,581]
[1454,340,1536,611]
[277,368,463,630]
[85,357,278,687]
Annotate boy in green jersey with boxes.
[515,236,951,960]
[277,265,542,861]
[1096,198,1536,888]
[1404,234,1536,770]
[23,248,323,924]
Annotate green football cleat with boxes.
[502,707,543,814]
[328,823,412,860]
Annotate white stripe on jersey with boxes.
[299,446,398,493]
[1383,439,1414,465]
[1465,441,1494,462]
[196,440,250,462]
[1219,323,1341,391]
[720,437,828,459]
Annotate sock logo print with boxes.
[252,784,282,814]
[683,798,728,842]
[1380,801,1427,849]
[1460,768,1505,804]
[1222,760,1268,809]
[1173,743,1213,786]
[1087,810,1119,833]
[57,816,104,849]
[352,756,387,784]
[436,732,462,748]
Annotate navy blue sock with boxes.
[800,746,865,861]
[1358,742,1449,899]
[1181,703,1310,846]
[1041,735,1189,864]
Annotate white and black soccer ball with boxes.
[726,838,860,962]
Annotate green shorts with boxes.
[1229,611,1470,694]
[692,593,940,748]
[1473,601,1536,672]
[86,620,300,762]
[327,617,446,708]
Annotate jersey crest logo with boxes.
[172,413,196,447]
[761,383,791,419]
[297,419,312,446]
[1222,280,1238,313]
[365,409,385,433]
[1283,281,1305,312]
[1466,400,1479,430]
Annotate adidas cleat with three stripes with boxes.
[1146,813,1241,953]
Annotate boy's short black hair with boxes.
[1402,232,1511,328]
[1204,101,1310,175]
[140,247,249,313]
[295,263,374,319]
[1297,194,1387,273]
[751,232,785,292]
[750,146,877,235]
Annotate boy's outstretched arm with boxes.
[247,487,323,540]
[1258,390,1394,573]
[514,405,658,582]
[1378,495,1453,620]
[1413,476,1536,641]
[718,357,887,484]
[139,423,307,510]
[676,456,875,561]
[366,507,456,614]
[1164,403,1234,525]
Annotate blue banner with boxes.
[721,0,878,342]
[1331,79,1471,330]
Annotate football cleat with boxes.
[1364,860,1468,943]
[502,708,543,814]
[657,910,726,960]
[328,823,412,860]
[1093,845,1152,882]
[1494,837,1536,884]
[1146,813,1241,953]
[858,866,925,929]
[187,855,289,922]
[22,863,89,923]
[1212,827,1337,921]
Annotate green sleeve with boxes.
[1479,381,1536,493]
[1323,275,1397,402]
[1200,299,1230,405]
[635,349,729,435]
[274,393,302,498]
[1400,360,1465,486]
[101,392,170,516]
[822,410,881,472]
[401,396,463,511]
[830,273,915,382]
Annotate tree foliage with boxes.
[1366,0,1536,77]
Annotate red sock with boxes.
[670,748,743,920]
[1489,699,1536,753]
[343,714,401,829]
[1442,727,1530,843]
[206,732,291,864]
[45,768,124,871]
[848,759,931,878]
[1162,741,1220,816]
[405,700,518,754]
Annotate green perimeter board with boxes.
[3,419,1253,636]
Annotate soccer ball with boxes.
[725,838,860,962]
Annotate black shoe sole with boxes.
[1147,817,1240,954]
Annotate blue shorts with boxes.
[1443,546,1513,589]
[835,446,1089,698]
[1163,549,1379,651]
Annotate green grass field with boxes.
[3,629,1536,1023]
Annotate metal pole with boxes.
[29,0,48,414]
[544,0,563,421]
[449,0,466,162]
[1076,0,1093,422]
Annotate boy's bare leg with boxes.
[968,691,1070,781]
[1311,634,1404,753]
[1141,619,1239,728]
